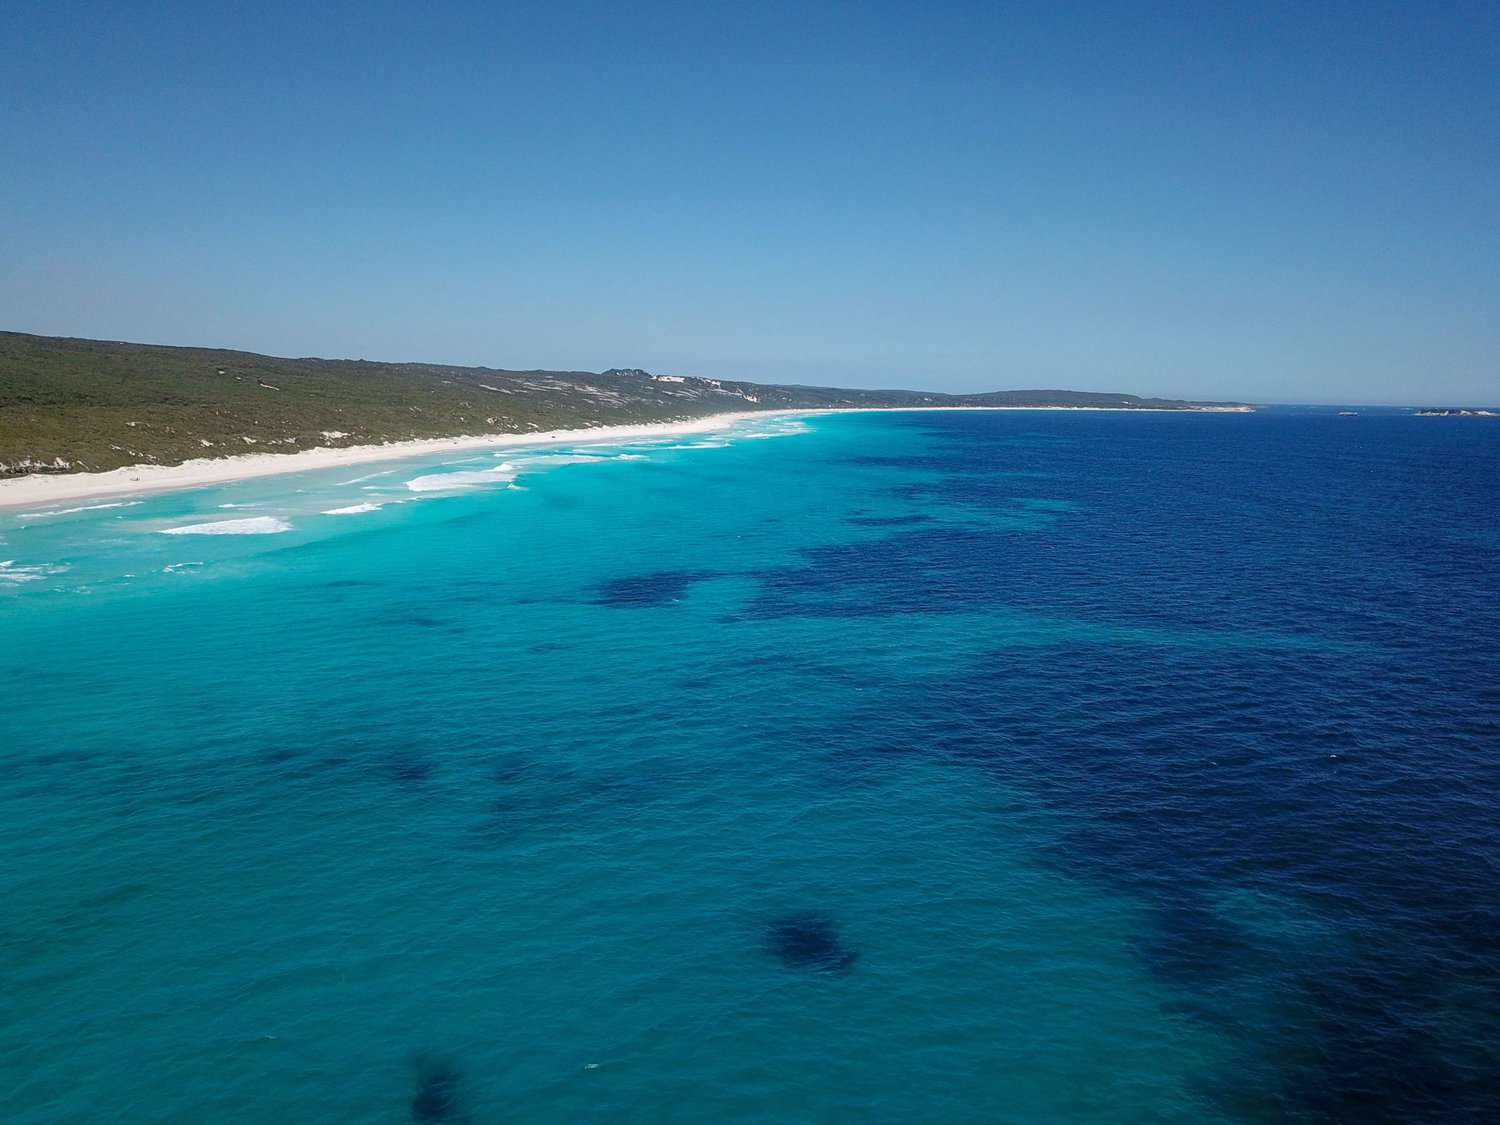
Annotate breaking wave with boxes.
[159,516,293,536]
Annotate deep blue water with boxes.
[3,409,1498,1122]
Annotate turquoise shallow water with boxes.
[3,410,1498,1122]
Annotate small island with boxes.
[1415,408,1499,417]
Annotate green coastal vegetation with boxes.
[0,331,1252,476]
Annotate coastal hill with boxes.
[0,331,1252,476]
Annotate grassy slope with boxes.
[0,332,1249,475]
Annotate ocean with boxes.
[3,408,1498,1122]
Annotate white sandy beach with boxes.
[0,405,1248,511]
[0,412,780,510]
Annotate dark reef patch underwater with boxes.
[2,409,1498,1122]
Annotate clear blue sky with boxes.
[3,1,1496,403]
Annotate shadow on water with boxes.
[255,738,433,787]
[368,610,465,634]
[2,883,153,970]
[845,513,935,527]
[816,734,927,788]
[409,1053,463,1122]
[732,410,1500,1119]
[472,753,677,844]
[814,634,1500,1120]
[388,753,436,786]
[763,911,859,975]
[1137,898,1263,990]
[591,569,724,607]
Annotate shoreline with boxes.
[0,405,1247,510]
[0,412,770,510]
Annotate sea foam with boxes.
[322,502,382,515]
[16,501,142,519]
[521,453,606,466]
[159,516,293,535]
[0,560,69,584]
[405,463,518,492]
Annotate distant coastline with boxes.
[0,331,1255,481]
